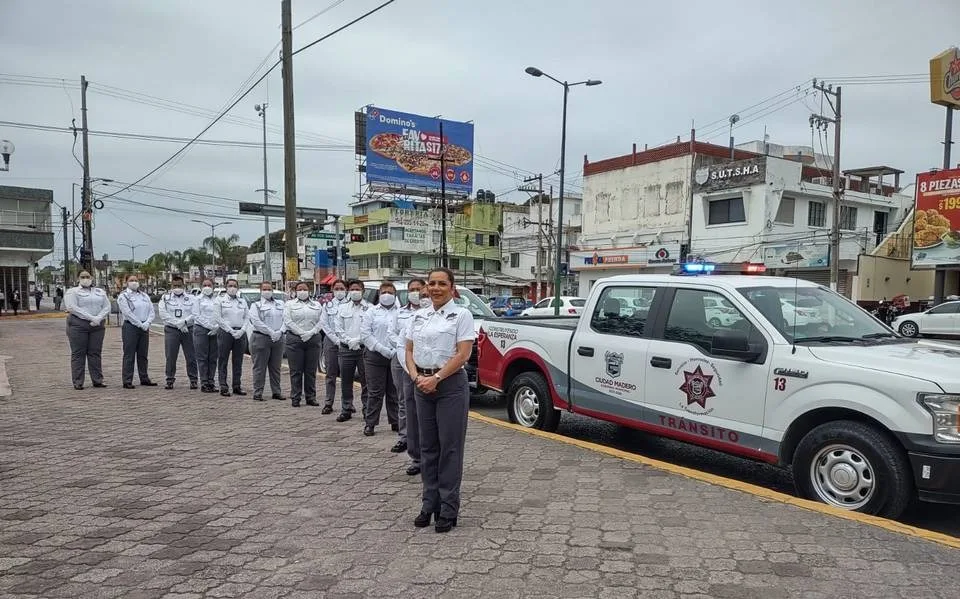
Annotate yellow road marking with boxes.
[467,412,960,550]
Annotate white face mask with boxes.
[296,290,309,301]
[172,287,184,295]
[261,290,273,301]
[379,293,396,307]
[226,287,238,297]
[127,281,140,291]
[407,291,420,305]
[79,278,92,288]
[333,290,346,301]
[419,296,432,308]
[201,286,213,296]
[349,290,362,302]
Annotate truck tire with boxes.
[506,372,561,433]
[792,420,913,519]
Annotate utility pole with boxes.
[280,0,299,286]
[439,119,448,268]
[80,75,93,274]
[811,81,842,292]
[934,106,954,305]
[520,174,543,300]
[334,217,342,279]
[256,103,272,284]
[61,207,70,286]
[547,184,554,296]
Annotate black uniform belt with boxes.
[231,327,243,330]
[165,325,193,330]
[340,343,364,350]
[416,367,441,375]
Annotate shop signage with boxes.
[911,167,960,268]
[694,157,766,192]
[570,242,681,271]
[929,47,960,109]
[762,242,830,268]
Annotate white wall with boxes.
[500,197,582,283]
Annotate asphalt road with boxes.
[469,390,960,539]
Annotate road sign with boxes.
[307,232,340,240]
[239,202,328,222]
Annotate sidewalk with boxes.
[0,319,957,599]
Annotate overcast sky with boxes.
[1,0,956,266]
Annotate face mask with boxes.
[419,296,432,308]
[127,281,140,291]
[172,287,184,295]
[349,290,362,302]
[296,290,309,301]
[333,290,346,301]
[379,293,396,307]
[79,278,92,288]
[407,291,420,305]
[261,290,273,301]
[202,286,213,296]
[226,287,238,296]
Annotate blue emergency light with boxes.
[681,262,716,274]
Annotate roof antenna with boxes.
[791,238,800,354]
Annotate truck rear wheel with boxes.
[506,372,561,433]
[792,420,913,519]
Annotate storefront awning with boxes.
[318,273,337,286]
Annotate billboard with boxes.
[569,243,681,271]
[929,47,960,108]
[912,167,960,268]
[762,242,829,269]
[364,106,474,194]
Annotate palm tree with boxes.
[169,250,190,275]
[183,247,214,281]
[203,234,240,276]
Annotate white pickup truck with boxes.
[477,272,960,518]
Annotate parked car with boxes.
[893,300,960,337]
[478,272,960,518]
[490,296,528,317]
[520,296,587,317]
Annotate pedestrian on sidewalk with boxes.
[0,289,5,313]
[11,289,20,315]
[33,288,42,311]
[54,286,64,311]
[405,268,476,533]
[118,274,158,389]
[248,281,286,402]
[335,280,370,422]
[391,277,426,473]
[320,279,347,414]
[158,276,199,390]
[64,270,110,390]
[283,281,323,407]
[216,279,248,397]
[191,279,220,393]
[360,281,400,437]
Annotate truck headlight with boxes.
[918,394,960,443]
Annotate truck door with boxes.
[643,287,773,457]
[568,284,659,422]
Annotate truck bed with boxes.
[486,316,580,330]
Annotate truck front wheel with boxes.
[792,420,913,519]
[506,372,561,433]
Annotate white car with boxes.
[780,297,824,329]
[893,301,960,337]
[521,296,587,317]
[704,296,742,327]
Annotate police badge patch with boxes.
[605,351,624,378]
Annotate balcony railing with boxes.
[0,210,52,232]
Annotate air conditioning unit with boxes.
[530,266,536,275]
[812,176,831,185]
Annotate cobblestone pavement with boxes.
[1,319,958,599]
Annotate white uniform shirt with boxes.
[361,303,399,359]
[158,292,195,329]
[118,289,155,327]
[193,294,220,330]
[321,298,345,344]
[394,304,420,374]
[64,286,110,324]
[216,294,248,332]
[409,298,476,369]
[249,297,286,336]
[336,300,371,347]
[283,298,324,338]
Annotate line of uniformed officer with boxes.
[320,279,348,414]
[157,275,198,390]
[216,278,248,397]
[64,270,111,390]
[118,274,158,389]
[191,279,220,393]
[334,280,370,421]
[248,281,286,402]
[284,281,324,407]
[359,281,400,437]
[391,278,428,473]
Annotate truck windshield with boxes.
[737,285,895,342]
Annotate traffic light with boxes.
[326,246,338,266]
[341,246,350,260]
[350,234,365,242]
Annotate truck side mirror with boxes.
[712,329,763,363]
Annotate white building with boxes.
[575,140,912,297]
[0,186,54,310]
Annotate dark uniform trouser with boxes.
[415,369,469,519]
[164,326,198,385]
[192,326,218,388]
[67,314,105,386]
[250,331,284,397]
[338,346,368,416]
[322,336,341,408]
[363,350,398,427]
[286,335,321,404]
[392,356,417,463]
[217,329,246,391]
[121,321,151,385]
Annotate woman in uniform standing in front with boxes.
[191,279,220,393]
[283,281,324,408]
[118,274,157,389]
[64,270,111,390]
[405,268,475,533]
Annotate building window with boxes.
[473,259,484,271]
[475,233,484,245]
[432,231,441,244]
[380,255,394,268]
[398,255,412,269]
[488,234,497,247]
[707,197,745,225]
[538,250,546,266]
[510,252,520,268]
[389,227,404,241]
[368,223,388,241]
[775,196,795,224]
[491,260,501,272]
[450,258,460,270]
[808,201,826,227]
[839,206,857,231]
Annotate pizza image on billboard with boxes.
[912,167,960,267]
[365,106,474,194]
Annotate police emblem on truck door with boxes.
[605,351,624,378]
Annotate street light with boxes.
[255,103,272,283]
[192,219,233,281]
[524,66,601,314]
[119,242,146,267]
